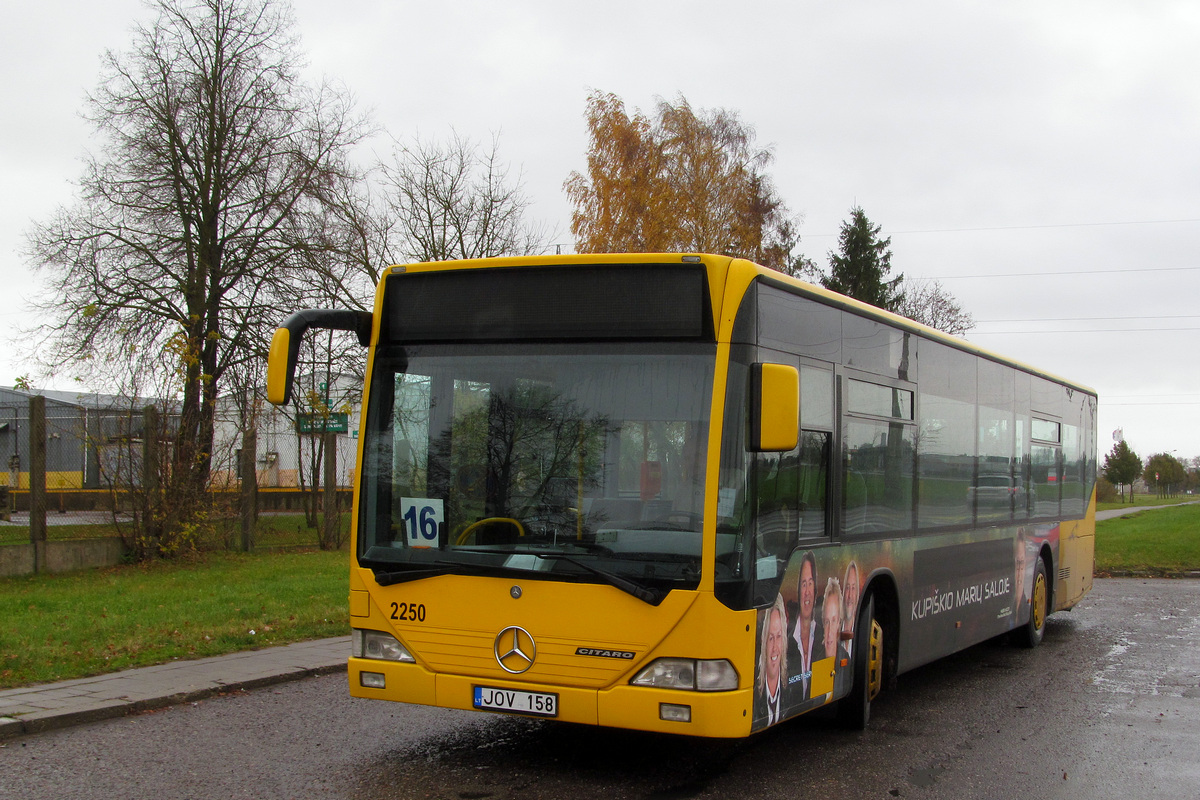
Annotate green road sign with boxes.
[296,412,349,434]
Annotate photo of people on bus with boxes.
[820,577,850,696]
[841,561,860,658]
[756,593,788,726]
[786,550,821,703]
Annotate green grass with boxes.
[0,549,348,689]
[254,513,351,548]
[0,513,348,548]
[1095,502,1200,574]
[1096,494,1196,513]
[0,522,118,546]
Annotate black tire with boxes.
[1015,557,1049,648]
[837,593,883,730]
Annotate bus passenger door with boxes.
[749,361,834,605]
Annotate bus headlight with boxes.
[352,628,415,662]
[695,659,739,691]
[631,658,738,691]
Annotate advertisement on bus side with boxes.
[752,522,1059,732]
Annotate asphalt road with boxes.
[2,578,1197,800]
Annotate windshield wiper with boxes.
[528,553,668,606]
[374,558,558,586]
[374,561,533,586]
[373,565,464,586]
[373,556,668,606]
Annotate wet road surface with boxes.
[1,578,1197,799]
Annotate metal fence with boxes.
[1,393,349,572]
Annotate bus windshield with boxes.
[358,342,716,594]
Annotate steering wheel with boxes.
[455,517,526,545]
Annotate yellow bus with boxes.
[267,254,1096,737]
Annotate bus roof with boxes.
[380,253,1098,398]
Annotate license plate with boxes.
[473,685,558,717]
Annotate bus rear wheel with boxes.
[1014,557,1049,648]
[837,593,884,730]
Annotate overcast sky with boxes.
[3,0,1199,462]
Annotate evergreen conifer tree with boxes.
[823,206,904,312]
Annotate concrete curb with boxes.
[1096,570,1200,580]
[0,636,348,740]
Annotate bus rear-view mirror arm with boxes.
[267,309,373,406]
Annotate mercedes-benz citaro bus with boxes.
[266,253,1096,737]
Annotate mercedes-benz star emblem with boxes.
[494,626,536,674]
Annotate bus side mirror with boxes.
[749,363,799,452]
[267,309,373,406]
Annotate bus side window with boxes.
[797,431,830,537]
[754,450,797,569]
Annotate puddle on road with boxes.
[349,715,745,800]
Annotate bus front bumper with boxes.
[348,657,752,738]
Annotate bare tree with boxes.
[895,278,975,336]
[292,170,397,308]
[380,133,549,263]
[299,131,549,321]
[25,0,368,553]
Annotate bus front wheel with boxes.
[1014,557,1049,648]
[837,593,883,730]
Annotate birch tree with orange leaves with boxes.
[565,91,802,272]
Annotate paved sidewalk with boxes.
[0,636,348,739]
[1094,499,1199,522]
